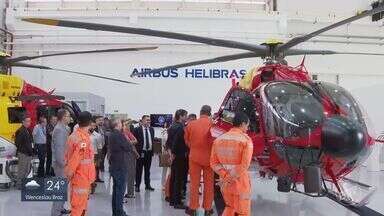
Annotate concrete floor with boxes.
[0,158,383,216]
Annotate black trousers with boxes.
[46,141,53,176]
[99,144,108,172]
[170,155,187,204]
[183,154,189,193]
[214,173,225,216]
[111,169,127,216]
[135,150,153,188]
[36,144,47,177]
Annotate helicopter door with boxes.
[217,88,264,156]
[61,102,80,131]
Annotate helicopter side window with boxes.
[37,106,59,119]
[261,70,274,82]
[7,107,27,123]
[221,89,260,133]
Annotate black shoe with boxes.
[135,187,140,192]
[204,209,214,216]
[165,197,171,202]
[186,208,197,216]
[174,203,187,210]
[60,209,71,215]
[145,186,155,191]
[169,201,175,206]
[90,183,97,194]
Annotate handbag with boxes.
[152,138,162,154]
[159,151,172,167]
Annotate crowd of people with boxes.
[14,105,254,216]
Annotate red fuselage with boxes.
[212,63,373,183]
[21,82,63,128]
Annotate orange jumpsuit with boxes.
[184,115,214,211]
[210,128,253,216]
[65,128,96,216]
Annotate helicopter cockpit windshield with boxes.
[313,81,365,125]
[261,80,371,162]
[261,81,324,139]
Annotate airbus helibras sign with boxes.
[130,67,247,79]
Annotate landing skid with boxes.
[294,176,383,216]
[213,175,383,216]
[326,192,384,216]
[213,186,384,216]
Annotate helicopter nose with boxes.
[322,116,366,159]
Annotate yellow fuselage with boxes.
[0,74,24,142]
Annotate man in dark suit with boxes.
[133,115,155,192]
[15,116,33,190]
[46,115,57,177]
[109,119,133,216]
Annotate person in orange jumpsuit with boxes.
[210,112,253,216]
[184,105,214,216]
[65,111,96,216]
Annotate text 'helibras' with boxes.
[131,68,247,79]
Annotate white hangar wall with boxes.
[4,0,384,133]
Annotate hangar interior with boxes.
[1,0,384,215]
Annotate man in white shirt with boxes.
[133,115,155,192]
[33,116,47,177]
[90,120,103,194]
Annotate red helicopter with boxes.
[21,4,384,213]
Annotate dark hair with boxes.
[94,115,103,121]
[200,105,212,116]
[57,109,68,121]
[93,115,102,123]
[142,115,150,120]
[233,112,249,127]
[188,114,197,120]
[78,111,92,127]
[39,116,47,124]
[174,109,188,121]
[22,115,31,122]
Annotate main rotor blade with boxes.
[131,52,261,77]
[6,47,157,63]
[18,95,66,101]
[22,18,267,53]
[278,4,384,52]
[286,49,384,56]
[11,62,138,84]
